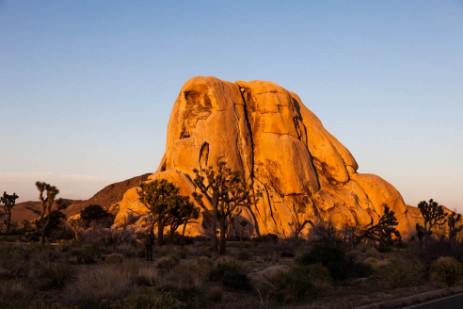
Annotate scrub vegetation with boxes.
[1,175,463,308]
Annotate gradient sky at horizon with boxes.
[1,1,462,211]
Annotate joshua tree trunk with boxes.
[206,212,219,253]
[156,221,164,246]
[181,222,187,238]
[249,209,261,237]
[6,212,11,234]
[41,216,50,245]
[218,216,227,255]
[170,225,177,243]
[73,229,79,242]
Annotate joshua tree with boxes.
[65,217,83,242]
[36,181,59,244]
[0,191,19,233]
[192,161,258,254]
[138,179,183,246]
[167,195,199,242]
[356,205,401,251]
[447,212,463,243]
[416,199,447,240]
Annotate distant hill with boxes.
[10,173,150,223]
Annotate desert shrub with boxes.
[196,255,212,265]
[68,245,97,264]
[79,227,115,246]
[237,249,253,261]
[80,204,114,228]
[255,250,280,266]
[361,256,390,270]
[204,285,223,303]
[113,242,138,258]
[0,280,52,308]
[209,257,250,291]
[430,256,463,287]
[105,253,124,263]
[134,265,158,287]
[298,245,350,281]
[167,260,208,290]
[414,238,463,263]
[30,262,76,290]
[280,250,295,258]
[170,287,197,304]
[0,244,31,277]
[118,289,183,309]
[299,244,373,281]
[156,255,180,271]
[254,233,278,242]
[65,263,135,307]
[370,258,425,289]
[0,267,11,279]
[158,245,187,259]
[351,261,373,278]
[136,247,147,259]
[262,263,332,303]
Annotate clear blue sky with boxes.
[1,1,462,211]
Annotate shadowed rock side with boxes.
[114,76,415,237]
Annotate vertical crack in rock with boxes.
[255,177,279,230]
[236,84,255,180]
[199,142,209,170]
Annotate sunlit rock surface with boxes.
[113,76,415,237]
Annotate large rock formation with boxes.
[114,76,415,237]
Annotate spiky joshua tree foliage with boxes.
[356,205,401,251]
[416,199,447,242]
[167,195,199,242]
[0,191,19,234]
[138,179,198,246]
[35,181,59,244]
[192,161,258,255]
[448,212,463,243]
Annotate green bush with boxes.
[430,256,463,287]
[262,264,332,303]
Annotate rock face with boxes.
[114,76,415,237]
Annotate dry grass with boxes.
[430,256,463,287]
[0,237,462,308]
[64,261,137,307]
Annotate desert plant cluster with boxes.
[1,163,463,308]
[1,227,463,308]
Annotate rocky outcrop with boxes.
[12,174,150,224]
[114,76,415,237]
